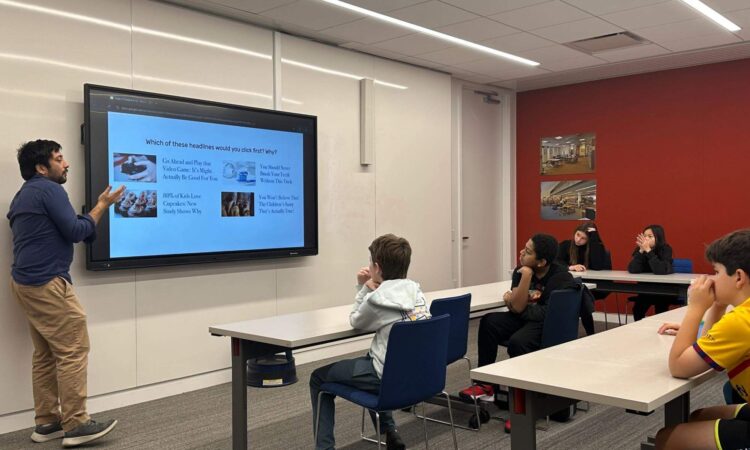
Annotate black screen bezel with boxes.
[84,84,318,270]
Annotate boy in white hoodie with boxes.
[310,234,430,450]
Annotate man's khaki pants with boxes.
[11,277,91,431]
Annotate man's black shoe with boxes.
[62,419,118,447]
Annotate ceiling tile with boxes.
[533,17,624,43]
[634,18,736,43]
[210,0,298,14]
[458,56,547,76]
[439,0,551,16]
[452,72,502,84]
[482,32,557,52]
[515,44,590,63]
[601,1,701,30]
[261,1,363,30]
[320,17,412,44]
[700,0,750,12]
[345,0,429,13]
[372,33,453,55]
[725,9,750,40]
[658,31,742,51]
[595,43,671,62]
[489,0,591,30]
[436,17,519,41]
[388,1,479,28]
[416,45,493,65]
[539,54,607,70]
[560,0,670,16]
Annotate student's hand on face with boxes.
[356,267,371,285]
[636,233,650,253]
[657,322,680,335]
[569,264,586,272]
[518,265,534,277]
[365,279,380,291]
[688,275,716,311]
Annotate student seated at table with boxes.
[459,233,576,401]
[309,234,430,450]
[557,221,612,335]
[627,224,674,321]
[655,229,750,450]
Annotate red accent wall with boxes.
[516,58,750,311]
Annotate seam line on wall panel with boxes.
[130,0,133,89]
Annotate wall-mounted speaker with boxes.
[360,78,374,166]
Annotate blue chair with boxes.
[541,288,584,349]
[673,258,693,274]
[417,294,483,430]
[314,315,458,450]
[497,288,584,430]
[674,258,693,305]
[539,288,585,425]
[626,258,694,322]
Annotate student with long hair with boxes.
[557,222,612,334]
[628,224,674,321]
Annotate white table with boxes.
[210,281,511,449]
[572,270,696,298]
[470,307,716,450]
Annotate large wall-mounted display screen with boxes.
[84,84,317,270]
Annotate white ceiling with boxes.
[164,0,750,91]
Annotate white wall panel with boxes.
[276,35,377,313]
[372,60,453,291]
[0,0,133,415]
[134,263,277,385]
[132,0,274,109]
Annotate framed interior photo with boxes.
[540,132,596,175]
[541,180,597,221]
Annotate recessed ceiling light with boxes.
[556,136,563,139]
[679,0,741,32]
[318,0,540,66]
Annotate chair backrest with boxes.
[541,289,583,349]
[429,294,471,365]
[673,258,693,273]
[376,314,450,411]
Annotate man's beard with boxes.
[53,172,67,184]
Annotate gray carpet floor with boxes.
[0,319,725,450]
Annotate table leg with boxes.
[664,392,690,427]
[509,388,537,450]
[232,337,249,450]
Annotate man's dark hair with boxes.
[17,140,61,181]
[369,234,411,281]
[705,229,750,276]
[531,233,558,267]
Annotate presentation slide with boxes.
[107,112,304,258]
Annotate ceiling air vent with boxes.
[564,32,650,55]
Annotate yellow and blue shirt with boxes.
[693,298,750,401]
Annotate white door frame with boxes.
[451,79,517,288]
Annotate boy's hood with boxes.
[368,279,422,311]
